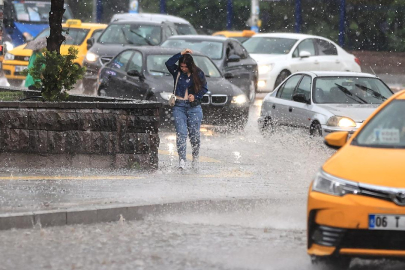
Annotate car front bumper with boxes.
[321,124,362,137]
[257,71,277,92]
[308,186,405,258]
[2,60,28,81]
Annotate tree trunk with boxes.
[47,0,66,53]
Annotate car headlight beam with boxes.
[326,116,356,127]
[86,52,99,62]
[312,170,360,197]
[258,64,273,75]
[231,94,248,104]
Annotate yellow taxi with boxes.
[2,20,106,87]
[308,90,405,268]
[212,30,255,43]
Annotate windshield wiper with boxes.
[355,84,387,101]
[149,69,171,75]
[334,83,368,104]
[121,28,134,45]
[129,29,153,46]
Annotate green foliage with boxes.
[0,91,25,101]
[27,47,85,101]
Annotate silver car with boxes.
[258,71,394,136]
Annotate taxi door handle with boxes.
[272,104,276,109]
[289,107,293,112]
[123,76,127,80]
[314,60,319,64]
[335,59,341,63]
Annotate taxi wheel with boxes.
[274,70,291,89]
[8,79,23,87]
[310,122,322,137]
[311,255,351,270]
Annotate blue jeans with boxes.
[172,100,203,162]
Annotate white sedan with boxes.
[243,33,361,92]
[258,71,394,137]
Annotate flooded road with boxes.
[1,98,404,269]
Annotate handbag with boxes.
[169,72,181,107]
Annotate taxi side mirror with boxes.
[324,131,349,149]
[87,37,95,50]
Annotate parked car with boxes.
[2,20,106,87]
[97,47,250,129]
[243,33,361,92]
[161,35,258,102]
[82,13,198,94]
[212,30,256,43]
[258,71,394,137]
[308,90,405,268]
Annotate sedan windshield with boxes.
[147,55,221,78]
[313,77,393,104]
[243,37,297,54]
[161,40,223,60]
[99,24,161,45]
[354,100,405,148]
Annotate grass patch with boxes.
[0,91,25,101]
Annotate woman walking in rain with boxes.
[165,49,208,171]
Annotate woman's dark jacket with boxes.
[165,53,208,100]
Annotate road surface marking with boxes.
[158,150,221,163]
[0,175,144,181]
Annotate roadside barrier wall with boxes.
[0,88,161,170]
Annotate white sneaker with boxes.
[179,159,186,170]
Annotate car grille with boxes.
[340,229,405,250]
[200,94,228,106]
[211,94,228,105]
[100,57,113,65]
[359,183,405,206]
[14,56,30,61]
[202,95,209,104]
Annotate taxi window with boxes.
[36,28,90,45]
[355,100,405,148]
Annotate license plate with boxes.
[369,214,405,230]
[15,66,27,72]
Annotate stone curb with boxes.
[0,203,167,230]
[0,198,272,231]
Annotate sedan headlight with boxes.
[231,94,248,104]
[258,64,273,75]
[4,52,15,60]
[312,170,360,197]
[160,91,172,101]
[4,41,14,52]
[86,52,99,62]
[326,116,356,127]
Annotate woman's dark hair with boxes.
[179,54,204,93]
